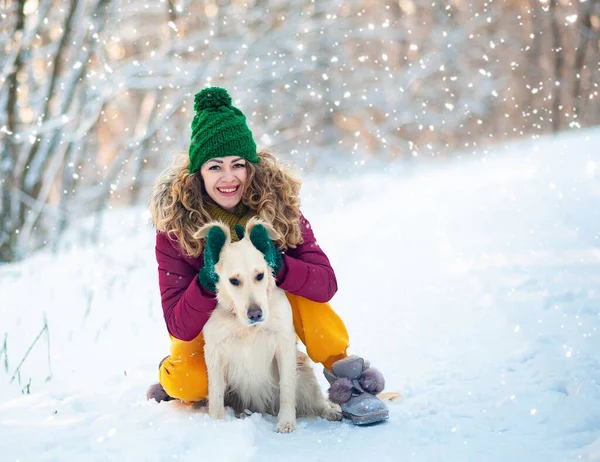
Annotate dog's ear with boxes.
[193,221,231,243]
[245,217,281,242]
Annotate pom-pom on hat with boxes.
[188,87,259,173]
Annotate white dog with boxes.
[195,218,342,433]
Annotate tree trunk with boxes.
[0,0,26,262]
[573,0,596,120]
[549,0,563,132]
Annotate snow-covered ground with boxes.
[1,130,599,461]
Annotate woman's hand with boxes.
[198,226,227,292]
[249,224,283,275]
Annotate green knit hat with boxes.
[188,87,259,173]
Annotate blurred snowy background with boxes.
[1,0,599,261]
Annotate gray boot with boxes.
[146,382,175,403]
[324,355,389,425]
[146,356,175,403]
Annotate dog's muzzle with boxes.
[247,306,263,324]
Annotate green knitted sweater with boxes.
[204,200,256,242]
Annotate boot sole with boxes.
[345,409,389,426]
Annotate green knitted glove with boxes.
[249,224,282,275]
[233,224,245,241]
[198,226,227,292]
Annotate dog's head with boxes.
[193,217,282,327]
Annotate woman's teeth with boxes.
[218,186,238,193]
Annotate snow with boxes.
[1,129,599,461]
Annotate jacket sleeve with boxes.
[275,213,338,302]
[155,232,217,341]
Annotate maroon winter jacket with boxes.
[155,214,337,341]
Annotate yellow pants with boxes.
[159,293,349,402]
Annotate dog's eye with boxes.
[256,273,264,281]
[229,278,240,286]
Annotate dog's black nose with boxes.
[247,306,263,323]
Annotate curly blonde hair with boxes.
[150,150,303,257]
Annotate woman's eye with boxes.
[229,278,240,286]
[233,163,245,169]
[208,165,221,171]
[256,273,264,281]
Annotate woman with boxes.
[146,87,388,425]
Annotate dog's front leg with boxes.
[275,336,297,433]
[206,346,227,420]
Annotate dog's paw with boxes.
[275,419,297,433]
[321,402,343,421]
[208,405,226,420]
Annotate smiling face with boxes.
[200,156,248,212]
